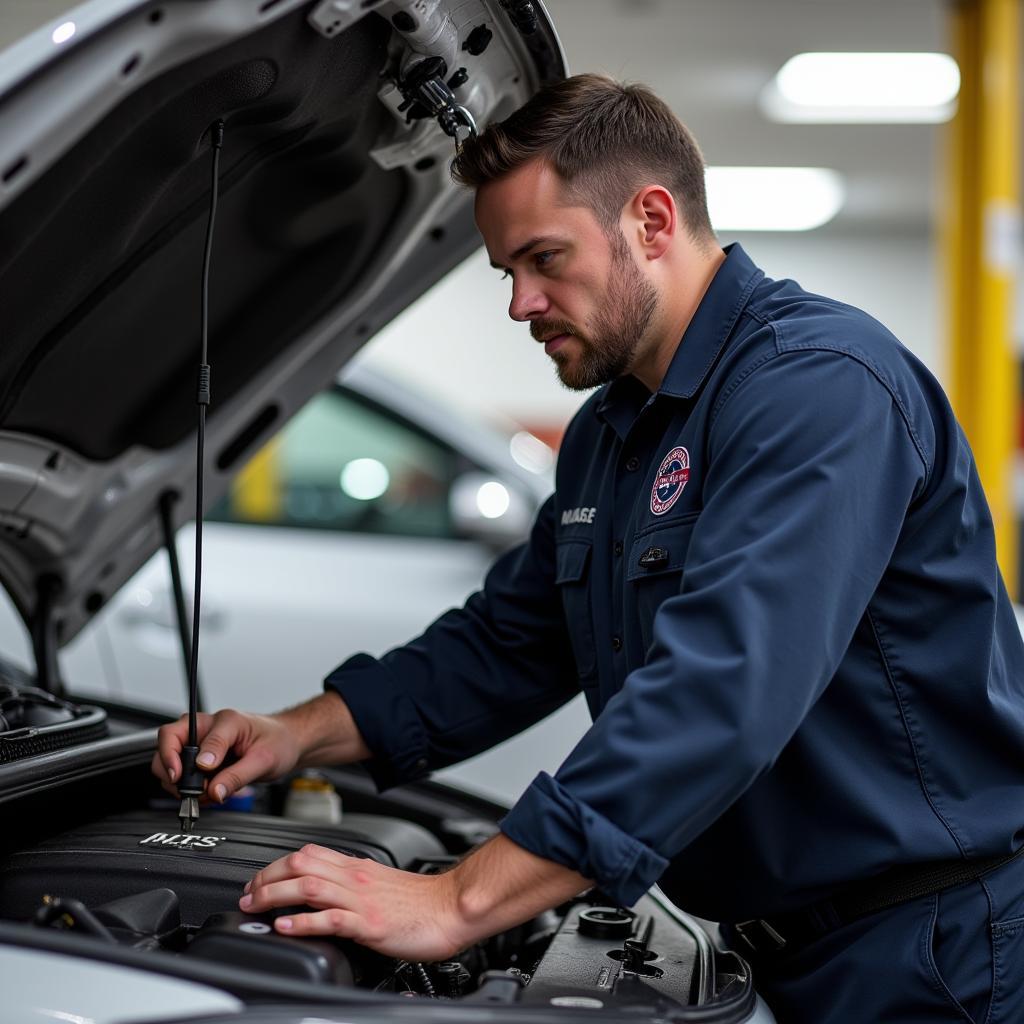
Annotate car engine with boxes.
[0,689,754,1018]
[2,804,465,992]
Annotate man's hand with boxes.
[152,691,372,803]
[240,833,593,961]
[152,709,302,804]
[240,844,468,961]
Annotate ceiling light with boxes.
[762,52,960,123]
[705,167,845,232]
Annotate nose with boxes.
[508,275,549,323]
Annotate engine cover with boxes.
[0,808,445,927]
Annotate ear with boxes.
[627,185,676,260]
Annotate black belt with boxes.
[732,844,1024,958]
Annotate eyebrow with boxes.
[489,235,565,270]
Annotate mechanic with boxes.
[155,74,1024,1023]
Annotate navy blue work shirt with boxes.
[326,243,1024,922]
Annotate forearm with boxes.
[449,833,593,946]
[276,691,372,767]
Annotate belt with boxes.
[732,844,1024,958]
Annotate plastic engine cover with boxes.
[0,808,445,927]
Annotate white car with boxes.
[63,361,553,717]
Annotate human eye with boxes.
[535,250,557,269]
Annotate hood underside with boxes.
[3,7,401,458]
[0,0,565,657]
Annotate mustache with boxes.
[530,319,581,343]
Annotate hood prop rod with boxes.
[178,119,224,833]
[157,490,204,716]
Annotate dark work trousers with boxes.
[733,855,1024,1024]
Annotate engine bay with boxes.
[1,804,474,995]
[0,714,754,1018]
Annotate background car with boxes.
[0,362,592,802]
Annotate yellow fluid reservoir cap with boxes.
[289,771,334,793]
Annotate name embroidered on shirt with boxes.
[561,506,597,526]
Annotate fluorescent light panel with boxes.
[705,167,845,232]
[762,52,960,123]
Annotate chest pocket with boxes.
[555,539,597,680]
[627,513,700,652]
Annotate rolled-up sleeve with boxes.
[501,771,669,905]
[325,494,580,789]
[501,349,929,906]
[324,654,430,790]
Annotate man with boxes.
[155,75,1024,1022]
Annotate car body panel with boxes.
[4,945,244,1023]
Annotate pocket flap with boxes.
[626,519,697,581]
[555,540,593,584]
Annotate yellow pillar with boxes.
[945,0,1020,596]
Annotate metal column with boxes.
[944,0,1021,596]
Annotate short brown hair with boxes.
[452,73,714,244]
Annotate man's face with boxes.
[475,159,658,391]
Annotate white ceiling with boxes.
[0,0,993,235]
[549,0,952,235]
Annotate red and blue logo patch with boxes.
[650,446,690,516]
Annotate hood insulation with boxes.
[0,5,403,460]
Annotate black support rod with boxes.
[178,119,224,833]
[157,490,204,715]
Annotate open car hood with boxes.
[0,0,565,662]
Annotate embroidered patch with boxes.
[650,446,690,516]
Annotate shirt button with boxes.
[613,540,623,556]
[625,457,641,472]
[611,635,623,652]
[414,757,428,771]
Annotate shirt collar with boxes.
[596,243,763,437]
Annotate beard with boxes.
[532,235,659,392]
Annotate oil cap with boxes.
[577,906,636,939]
